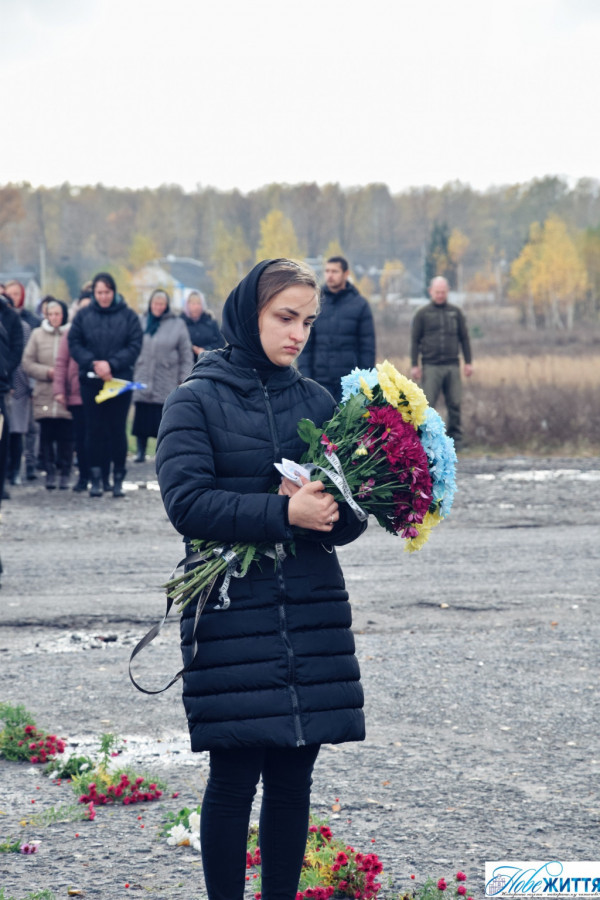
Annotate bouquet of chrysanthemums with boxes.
[165,361,456,611]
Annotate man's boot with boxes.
[90,467,103,497]
[113,471,126,498]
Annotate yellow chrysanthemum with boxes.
[359,377,374,401]
[404,510,442,553]
[354,446,368,456]
[375,364,400,407]
[397,375,428,427]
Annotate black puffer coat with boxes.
[68,294,143,385]
[0,296,24,393]
[299,283,376,401]
[156,260,367,751]
[181,311,225,359]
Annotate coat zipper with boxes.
[276,563,306,747]
[260,375,305,747]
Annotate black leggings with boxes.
[200,744,320,900]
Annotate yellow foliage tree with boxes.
[448,228,470,291]
[44,273,71,304]
[379,259,405,304]
[128,234,160,271]
[323,239,345,262]
[509,222,544,329]
[105,264,137,308]
[510,216,587,329]
[577,227,600,317]
[355,275,375,301]
[211,221,252,304]
[255,210,302,262]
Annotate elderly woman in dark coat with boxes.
[180,290,225,360]
[156,259,366,900]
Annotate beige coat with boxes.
[22,321,72,421]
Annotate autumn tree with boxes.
[379,259,405,304]
[510,216,587,329]
[578,226,600,318]
[211,221,251,304]
[424,221,457,291]
[321,239,342,260]
[0,186,24,237]
[128,234,160,271]
[448,228,470,292]
[355,274,375,301]
[255,210,302,262]
[509,223,544,329]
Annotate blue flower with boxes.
[340,367,379,402]
[419,408,457,517]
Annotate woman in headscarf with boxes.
[131,289,193,463]
[53,291,93,492]
[3,280,41,487]
[180,290,225,361]
[22,299,73,489]
[156,259,366,900]
[68,272,143,498]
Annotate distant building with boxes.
[131,256,212,310]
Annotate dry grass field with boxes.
[374,303,600,455]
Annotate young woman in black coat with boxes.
[68,273,142,498]
[156,259,367,900]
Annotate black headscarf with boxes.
[221,259,285,374]
[46,298,69,326]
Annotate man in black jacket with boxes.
[299,256,376,401]
[411,276,473,448]
[0,292,25,532]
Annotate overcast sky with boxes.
[2,0,599,194]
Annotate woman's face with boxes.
[47,306,63,328]
[94,280,115,308]
[150,293,168,317]
[258,284,318,367]
[187,296,203,319]
[5,283,24,307]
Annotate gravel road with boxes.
[0,455,598,899]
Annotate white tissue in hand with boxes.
[274,458,313,486]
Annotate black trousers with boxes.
[39,418,74,475]
[80,381,131,473]
[0,394,8,508]
[68,405,90,481]
[200,744,320,900]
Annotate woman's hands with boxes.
[280,476,339,532]
[93,360,112,381]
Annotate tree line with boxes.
[1,176,599,327]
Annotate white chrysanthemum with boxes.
[167,824,191,846]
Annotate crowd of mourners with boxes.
[0,273,224,504]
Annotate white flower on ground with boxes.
[166,824,191,846]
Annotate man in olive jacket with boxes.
[411,276,473,448]
[299,256,376,402]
